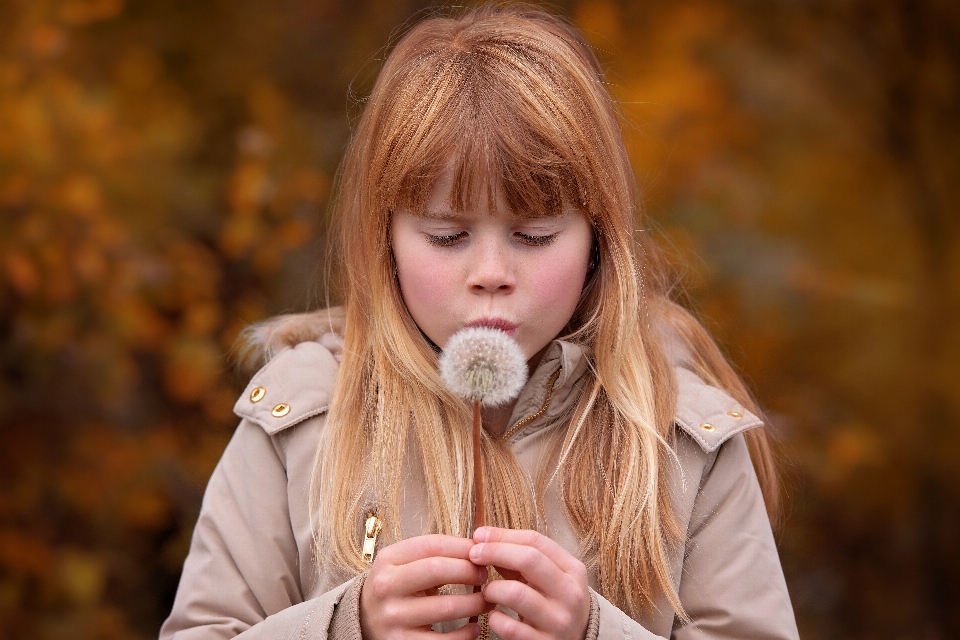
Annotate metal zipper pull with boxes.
[362,513,382,564]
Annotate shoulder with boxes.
[672,365,762,453]
[668,368,773,550]
[232,308,345,436]
[653,299,764,451]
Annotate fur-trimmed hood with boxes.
[237,307,346,369]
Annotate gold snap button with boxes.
[271,403,291,417]
[727,411,742,419]
[700,422,715,431]
[250,387,266,403]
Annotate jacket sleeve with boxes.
[159,418,358,640]
[670,433,798,639]
[591,433,799,640]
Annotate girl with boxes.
[161,5,799,640]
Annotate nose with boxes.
[467,236,516,293]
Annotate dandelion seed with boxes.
[439,327,527,407]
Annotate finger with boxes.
[366,560,486,603]
[380,534,476,565]
[400,556,488,594]
[474,528,581,575]
[470,541,567,594]
[481,579,551,630]
[487,608,544,640]
[433,622,483,640]
[403,626,481,640]
[400,592,492,627]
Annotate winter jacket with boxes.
[160,319,799,640]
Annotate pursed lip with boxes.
[465,317,518,336]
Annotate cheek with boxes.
[529,250,590,313]
[399,255,442,295]
[395,252,457,334]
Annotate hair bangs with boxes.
[378,30,597,220]
[390,121,586,221]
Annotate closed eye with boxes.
[425,231,468,247]
[516,232,558,247]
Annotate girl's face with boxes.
[391,166,593,368]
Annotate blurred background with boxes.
[1,0,958,638]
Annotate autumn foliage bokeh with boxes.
[1,1,958,639]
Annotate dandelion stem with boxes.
[471,398,484,619]
[473,398,484,529]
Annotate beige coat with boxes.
[160,328,799,640]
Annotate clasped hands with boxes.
[359,527,590,640]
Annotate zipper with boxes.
[498,367,561,442]
[362,513,382,564]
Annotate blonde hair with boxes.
[310,4,779,621]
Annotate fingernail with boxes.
[471,623,481,638]
[470,543,484,560]
[474,526,487,542]
[478,566,488,583]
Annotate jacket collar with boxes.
[502,340,591,443]
[234,324,763,455]
[500,338,764,453]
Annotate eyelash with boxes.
[424,232,558,247]
[516,232,557,247]
[425,232,468,247]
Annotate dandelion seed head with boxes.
[438,327,528,407]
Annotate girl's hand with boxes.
[360,534,491,640]
[469,527,591,640]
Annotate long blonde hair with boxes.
[310,4,779,620]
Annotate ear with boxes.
[579,234,600,300]
[587,233,600,273]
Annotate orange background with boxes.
[1,1,958,638]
